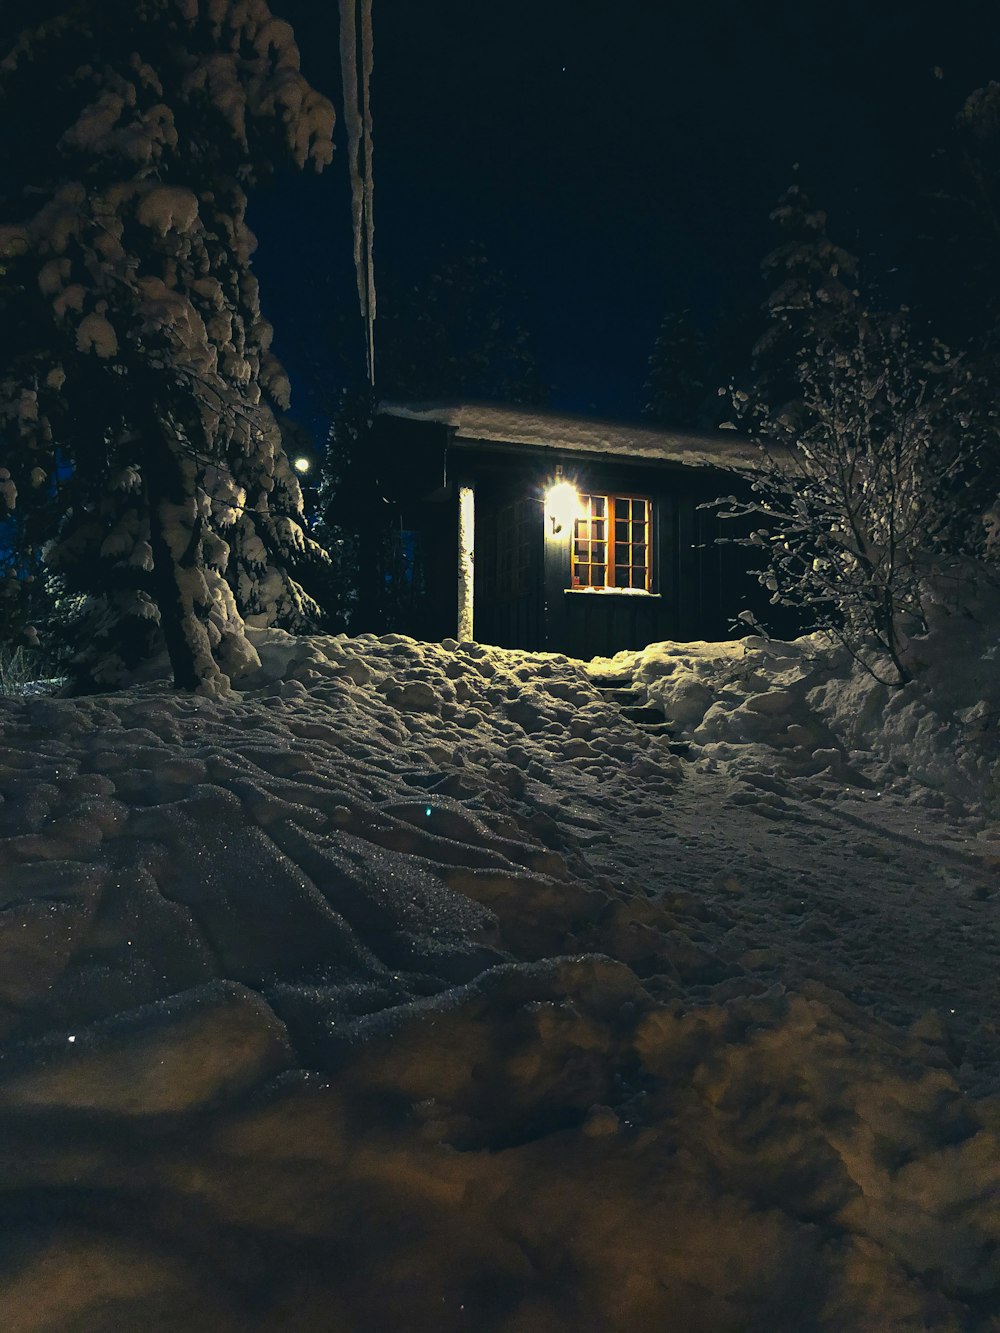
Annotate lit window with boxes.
[572,494,651,590]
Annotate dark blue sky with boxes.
[251,0,999,428]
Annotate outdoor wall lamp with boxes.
[545,477,584,536]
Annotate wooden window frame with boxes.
[572,493,652,591]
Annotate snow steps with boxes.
[588,677,633,692]
[620,704,668,726]
[593,686,642,705]
[589,676,690,755]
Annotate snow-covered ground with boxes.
[1,623,999,1330]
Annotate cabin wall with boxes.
[473,489,546,650]
[464,454,763,657]
[549,487,749,657]
[559,590,671,658]
[371,419,785,654]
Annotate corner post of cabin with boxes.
[456,480,475,641]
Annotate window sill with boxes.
[565,588,661,598]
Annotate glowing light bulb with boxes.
[544,479,584,535]
[293,456,312,475]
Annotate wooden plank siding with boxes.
[373,413,785,655]
[473,491,546,651]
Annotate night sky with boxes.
[251,0,1000,429]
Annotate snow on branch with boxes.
[0,0,335,693]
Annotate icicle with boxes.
[339,0,376,389]
[361,0,376,385]
[339,0,365,318]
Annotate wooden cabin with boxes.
[373,400,779,658]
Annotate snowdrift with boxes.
[1,628,999,1330]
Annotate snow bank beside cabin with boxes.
[1,629,1000,1329]
[593,611,1000,819]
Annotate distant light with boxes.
[67,1035,76,1043]
[293,456,312,475]
[545,479,585,535]
[425,805,432,817]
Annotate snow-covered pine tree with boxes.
[311,385,364,632]
[380,242,548,406]
[918,82,1000,349]
[641,308,710,428]
[0,0,335,692]
[914,83,1000,557]
[749,176,861,436]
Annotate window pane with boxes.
[567,494,650,592]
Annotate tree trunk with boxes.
[145,438,201,692]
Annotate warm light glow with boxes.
[293,456,312,474]
[545,479,584,535]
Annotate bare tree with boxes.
[722,314,978,685]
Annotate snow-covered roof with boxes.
[378,400,768,472]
